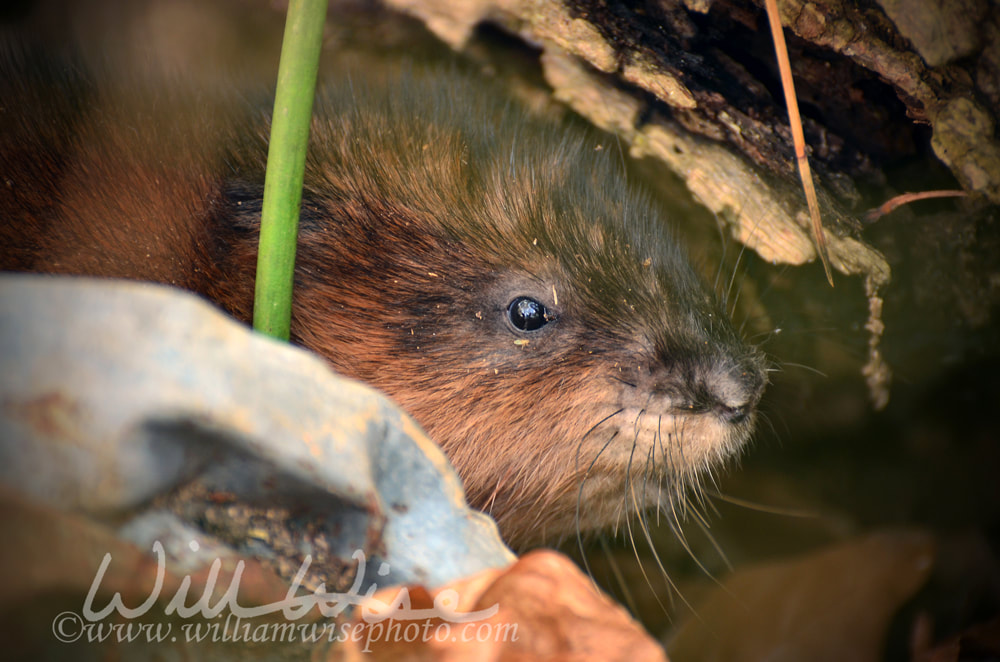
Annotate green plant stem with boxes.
[253,0,327,340]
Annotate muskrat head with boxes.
[426,153,768,548]
[256,70,768,548]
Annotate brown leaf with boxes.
[668,530,935,662]
[333,549,668,661]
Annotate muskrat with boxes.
[0,46,767,549]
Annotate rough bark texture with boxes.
[384,0,1000,235]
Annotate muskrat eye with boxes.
[507,296,550,332]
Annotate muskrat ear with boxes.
[220,180,263,233]
[220,181,328,238]
[507,296,555,332]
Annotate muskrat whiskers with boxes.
[596,535,642,616]
[656,421,700,588]
[622,413,643,517]
[572,388,756,617]
[637,429,661,526]
[575,418,624,579]
[739,315,773,340]
[661,490,720,583]
[672,417,695,519]
[575,408,625,473]
[693,457,721,517]
[774,360,828,377]
[654,414,667,527]
[704,488,823,519]
[656,422,683,531]
[687,509,734,577]
[724,233,751,318]
[721,196,771,312]
[711,208,731,299]
[687,491,716,537]
[633,490,698,618]
[597,409,733,621]
[623,448,673,617]
[756,408,782,442]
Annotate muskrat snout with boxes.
[625,344,767,427]
[697,357,767,425]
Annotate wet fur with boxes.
[0,46,767,548]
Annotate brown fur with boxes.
[0,48,767,548]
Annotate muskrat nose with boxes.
[702,360,766,425]
[714,402,751,425]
